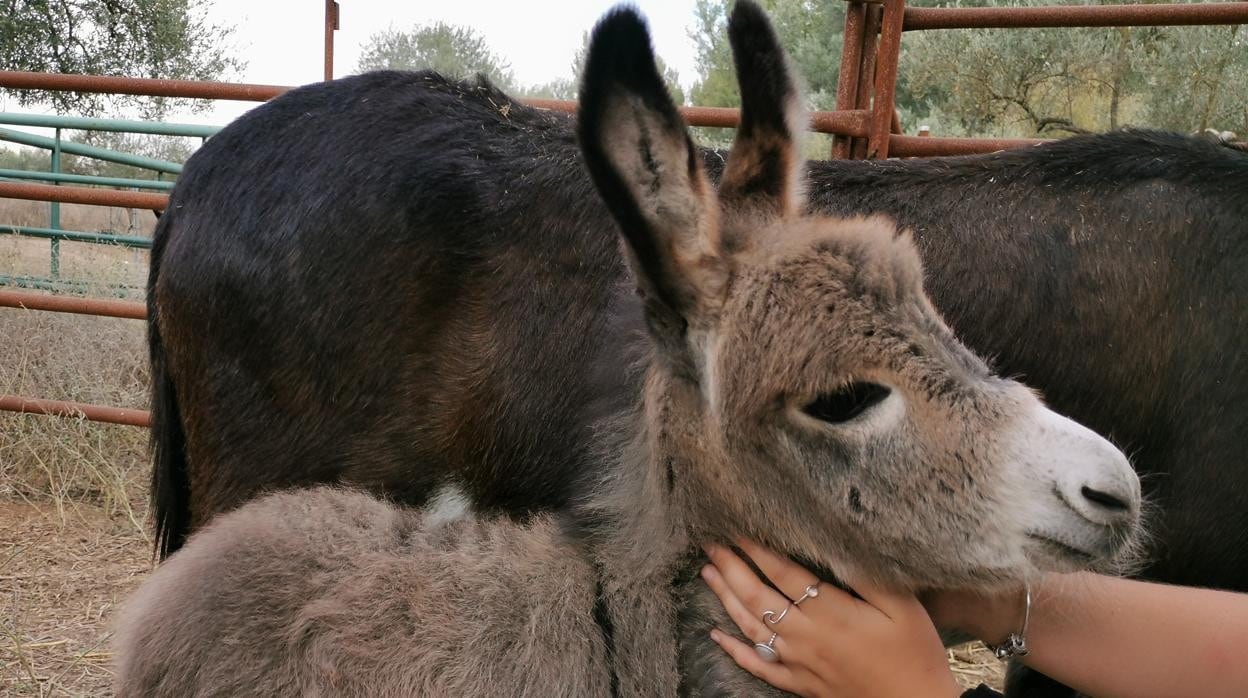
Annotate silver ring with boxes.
[762,604,792,625]
[753,632,779,663]
[793,583,820,606]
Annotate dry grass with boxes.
[1,201,151,289]
[0,201,1005,695]
[0,264,149,529]
[0,200,157,238]
[0,503,151,697]
[949,643,1007,692]
[1,218,152,696]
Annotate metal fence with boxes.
[0,112,219,291]
[1,0,1246,429]
[835,0,1248,159]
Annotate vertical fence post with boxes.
[851,3,884,159]
[867,0,905,159]
[50,127,62,278]
[833,1,867,159]
[324,0,340,81]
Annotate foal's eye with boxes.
[803,383,891,424]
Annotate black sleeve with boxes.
[960,685,1004,698]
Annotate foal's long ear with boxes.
[720,0,806,216]
[578,7,726,373]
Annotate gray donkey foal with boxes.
[114,4,1142,696]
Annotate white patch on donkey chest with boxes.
[423,484,475,528]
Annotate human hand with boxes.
[702,540,962,698]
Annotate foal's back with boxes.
[114,488,609,697]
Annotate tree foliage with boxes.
[356,23,517,91]
[0,0,241,117]
[688,0,844,152]
[68,131,197,178]
[361,25,685,106]
[689,0,844,110]
[900,1,1248,137]
[685,0,1247,140]
[1137,23,1248,135]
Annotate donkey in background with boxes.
[145,12,1247,586]
[116,5,1142,696]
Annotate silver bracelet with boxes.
[987,583,1031,660]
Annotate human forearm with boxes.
[943,572,1248,698]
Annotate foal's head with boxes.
[578,2,1141,588]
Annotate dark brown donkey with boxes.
[147,0,1246,687]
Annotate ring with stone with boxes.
[792,583,820,606]
[753,632,780,663]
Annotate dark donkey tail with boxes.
[148,209,191,560]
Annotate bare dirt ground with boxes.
[0,502,151,697]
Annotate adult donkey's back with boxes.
[148,11,1247,599]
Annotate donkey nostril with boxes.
[1081,485,1130,512]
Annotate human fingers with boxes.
[704,556,958,698]
[704,544,801,624]
[735,539,824,603]
[702,564,809,673]
[698,560,807,653]
[709,628,816,698]
[734,539,865,618]
[700,563,774,642]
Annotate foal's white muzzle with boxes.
[1009,403,1142,567]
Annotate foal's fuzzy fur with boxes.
[116,4,1142,696]
[115,487,611,696]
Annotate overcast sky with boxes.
[189,0,704,125]
[0,0,705,135]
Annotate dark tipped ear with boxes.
[578,7,727,372]
[720,0,806,216]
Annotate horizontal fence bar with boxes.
[0,135,1053,179]
[0,141,1054,186]
[0,71,287,102]
[0,168,174,190]
[0,394,150,428]
[2,71,873,137]
[0,289,148,427]
[0,127,182,173]
[889,134,1049,157]
[0,288,147,319]
[903,2,1248,30]
[525,98,872,136]
[1,224,152,248]
[0,181,167,210]
[0,112,220,138]
[522,98,582,114]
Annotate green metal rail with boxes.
[0,111,221,287]
[0,127,183,174]
[0,112,220,138]
[1,224,152,248]
[0,168,175,191]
